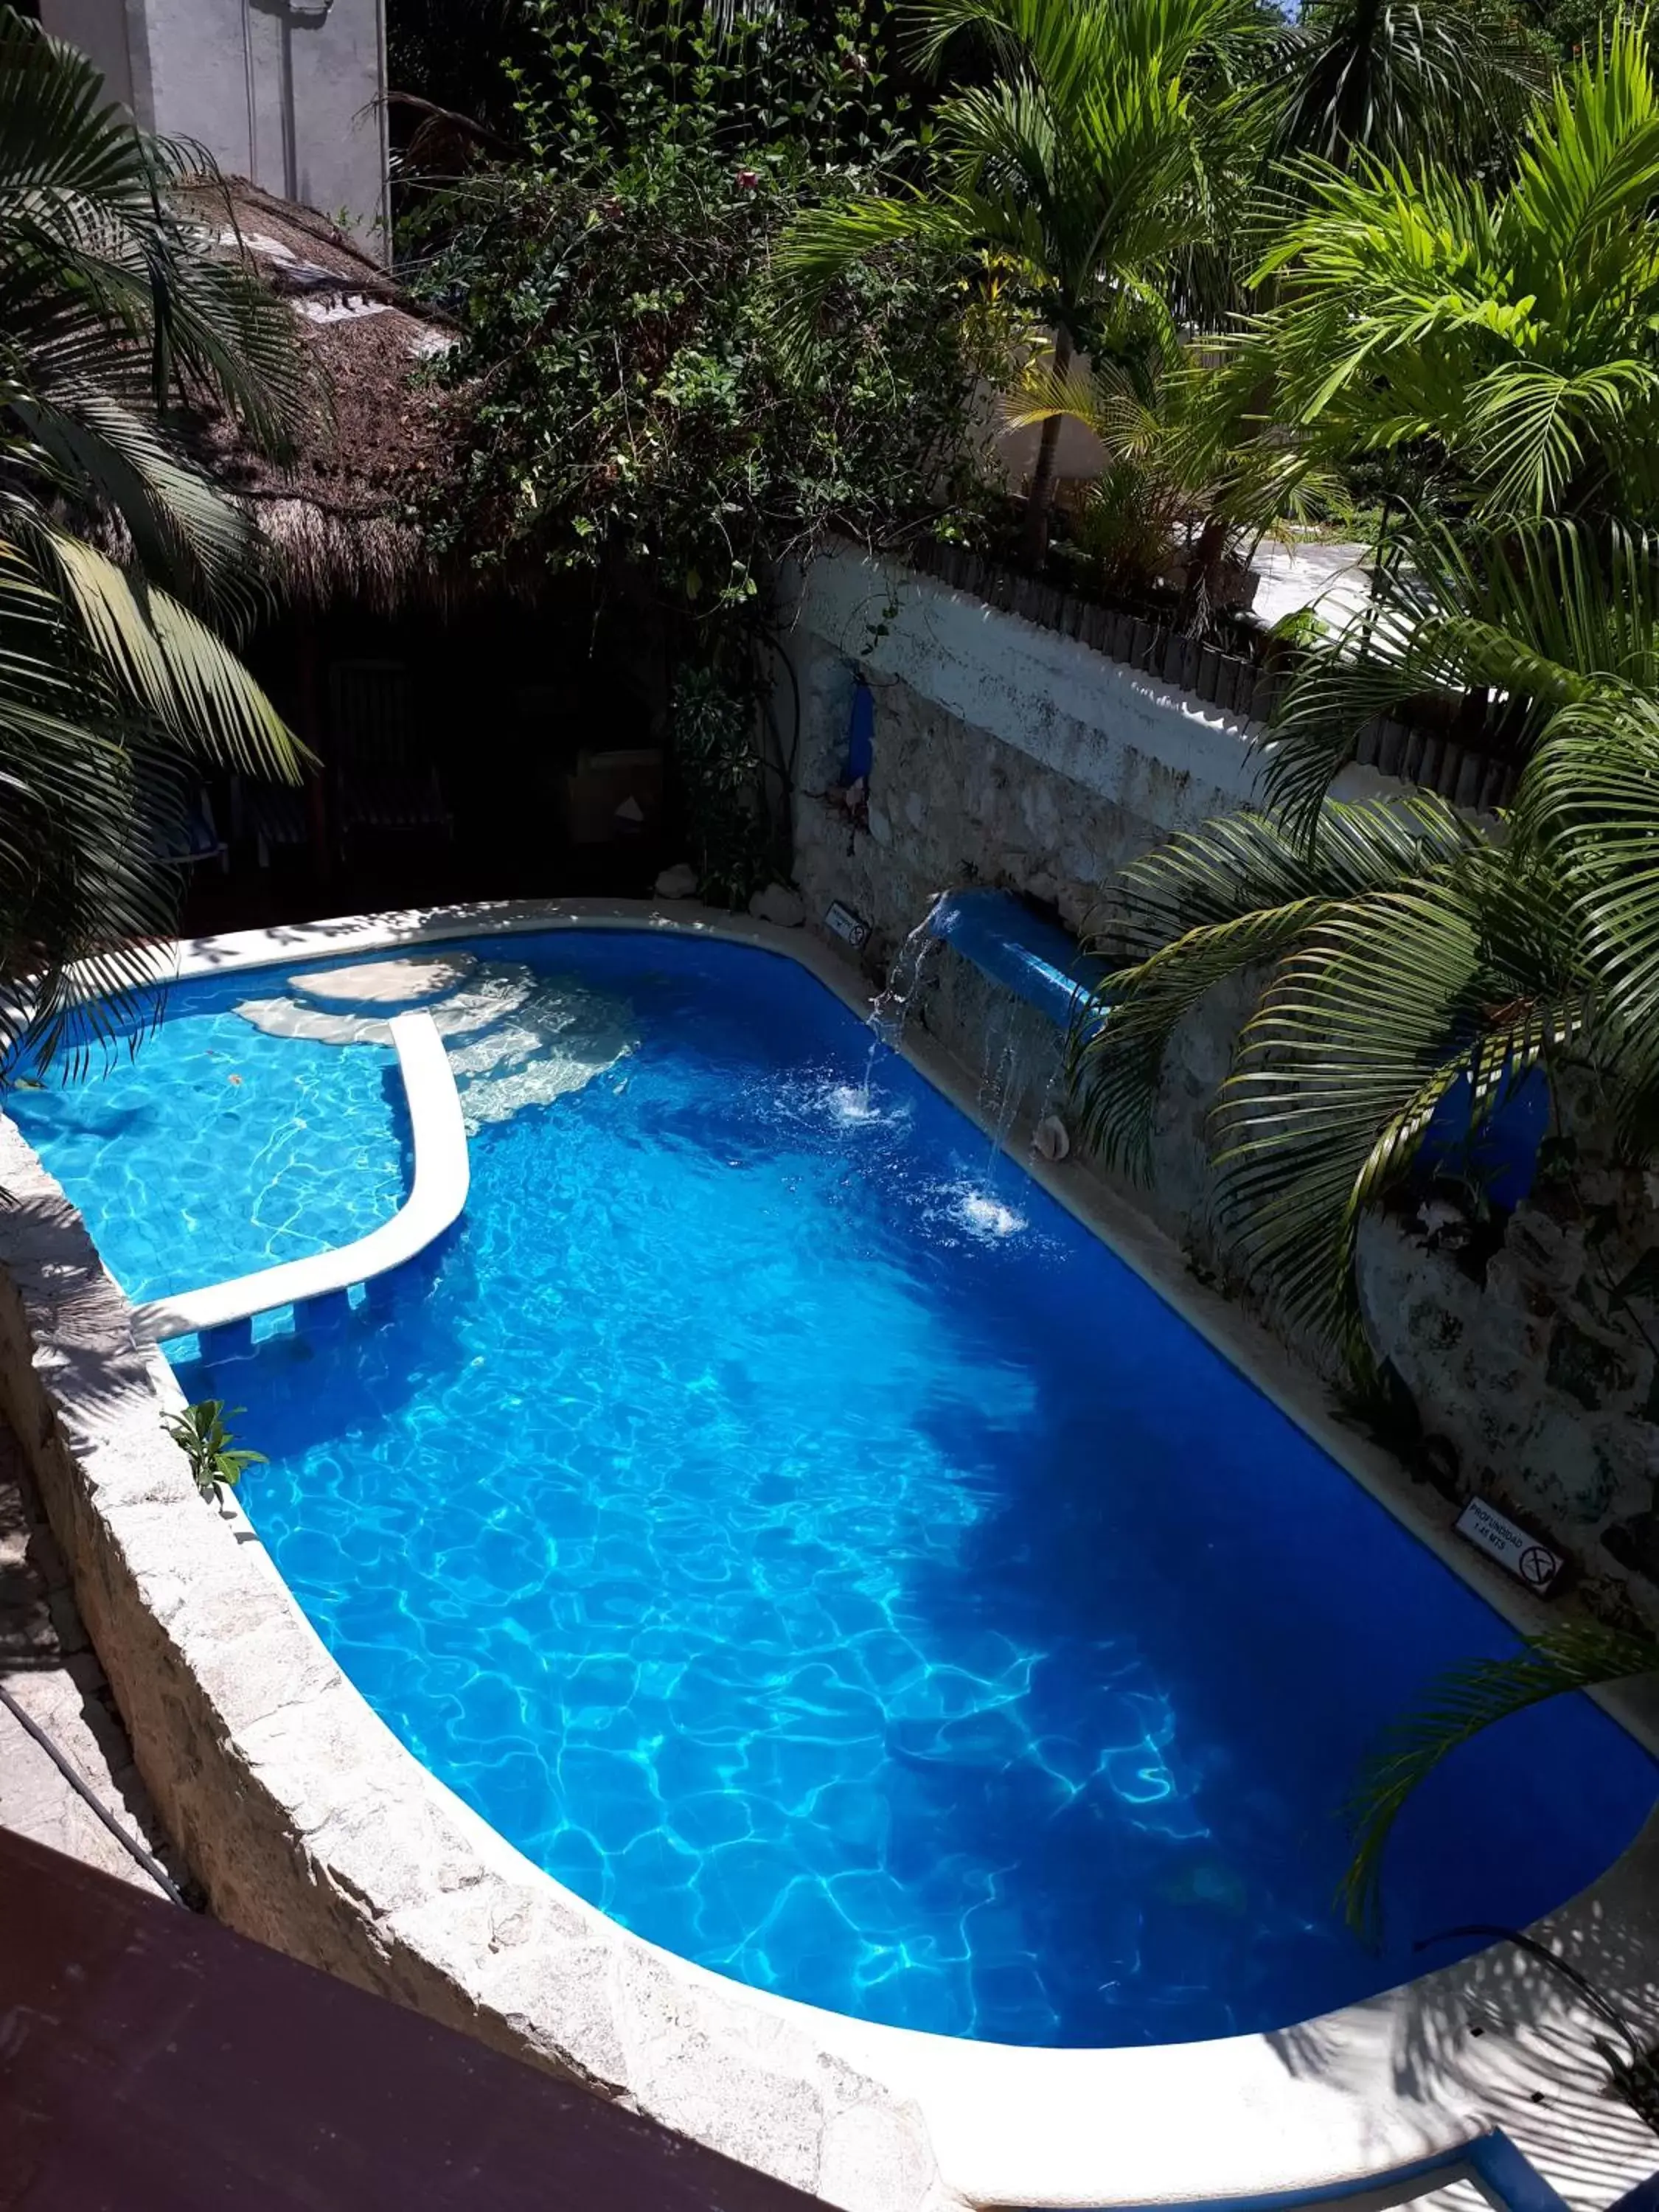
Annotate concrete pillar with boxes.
[40,0,390,260]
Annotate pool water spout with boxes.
[862,892,952,1105]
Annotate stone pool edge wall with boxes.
[781,543,1659,1643]
[0,897,1656,2212]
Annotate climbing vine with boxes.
[406,0,1008,897]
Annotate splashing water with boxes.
[861,892,951,1107]
[954,1186,1027,1239]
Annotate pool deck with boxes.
[0,1823,825,2212]
[1,896,1657,2212]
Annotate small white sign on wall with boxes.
[1455,1497,1564,1595]
[824,900,870,950]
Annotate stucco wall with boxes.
[41,0,390,255]
[783,546,1265,1237]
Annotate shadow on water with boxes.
[876,1194,1658,2044]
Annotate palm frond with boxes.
[1344,1624,1659,1941]
[10,388,267,609]
[0,5,305,1079]
[1212,869,1570,1364]
[1265,515,1659,827]
[1517,688,1659,1138]
[1249,18,1659,525]
[38,529,300,776]
[779,0,1256,365]
[1270,0,1542,168]
[1069,794,1474,1179]
[0,12,300,452]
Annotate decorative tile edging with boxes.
[133,1010,469,1343]
[0,899,1655,2212]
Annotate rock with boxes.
[655,863,698,900]
[1033,1114,1070,1163]
[748,882,806,928]
[1546,1315,1638,1413]
[1601,1512,1659,1586]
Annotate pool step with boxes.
[236,966,542,1048]
[234,959,636,1130]
[288,951,480,1015]
[445,977,635,1130]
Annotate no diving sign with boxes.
[1455,1497,1564,1596]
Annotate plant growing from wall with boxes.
[670,661,776,906]
[161,1402,267,1500]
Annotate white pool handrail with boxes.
[132,1010,469,1343]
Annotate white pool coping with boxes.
[1,894,1656,2212]
[132,1009,469,1343]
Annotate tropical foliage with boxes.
[1070,658,1659,1375]
[1343,1620,1659,1935]
[417,0,987,607]
[777,0,1269,552]
[1268,0,1540,168]
[162,1399,267,1500]
[1251,18,1659,532]
[414,0,1006,896]
[1062,18,1659,1895]
[1003,338,1332,616]
[0,8,302,1068]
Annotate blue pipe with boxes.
[928,888,1103,1032]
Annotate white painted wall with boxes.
[41,0,390,260]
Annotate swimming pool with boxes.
[11,927,1654,2050]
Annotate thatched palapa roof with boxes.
[177,178,459,612]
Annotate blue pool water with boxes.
[13,931,1655,2048]
[8,975,407,1304]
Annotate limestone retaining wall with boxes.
[783,546,1265,1238]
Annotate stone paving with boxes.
[0,1417,181,1899]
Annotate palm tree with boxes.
[1251,18,1659,531]
[776,0,1265,559]
[0,9,303,1067]
[1220,18,1659,821]
[1269,0,1539,168]
[1068,568,1659,1357]
[1003,336,1330,621]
